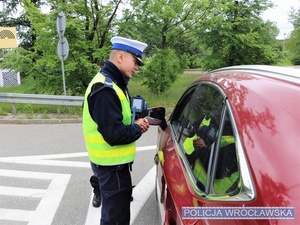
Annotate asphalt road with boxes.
[0,123,159,225]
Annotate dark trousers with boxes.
[91,162,133,225]
[90,175,100,196]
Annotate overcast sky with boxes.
[261,0,300,39]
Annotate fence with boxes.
[0,93,84,114]
[0,69,21,87]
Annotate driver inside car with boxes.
[183,114,238,194]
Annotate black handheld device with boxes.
[131,95,147,124]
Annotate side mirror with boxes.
[141,107,167,129]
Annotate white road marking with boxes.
[0,186,46,197]
[136,145,157,151]
[84,165,156,225]
[0,145,157,168]
[0,169,71,225]
[0,145,157,224]
[85,194,101,225]
[130,165,156,224]
[0,208,35,222]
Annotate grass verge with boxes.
[0,71,201,117]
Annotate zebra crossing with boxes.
[0,169,70,225]
[0,145,156,225]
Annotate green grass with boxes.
[0,76,35,93]
[129,72,198,108]
[0,72,201,116]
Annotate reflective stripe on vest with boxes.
[220,135,235,148]
[83,73,136,165]
[183,133,234,155]
[200,116,211,127]
[213,171,239,194]
[193,159,239,194]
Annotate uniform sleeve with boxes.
[88,87,142,146]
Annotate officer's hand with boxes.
[135,118,150,133]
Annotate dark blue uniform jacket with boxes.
[88,60,142,146]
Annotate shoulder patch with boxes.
[89,76,113,98]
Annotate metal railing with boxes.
[0,93,84,114]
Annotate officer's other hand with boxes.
[135,118,150,133]
[193,137,207,150]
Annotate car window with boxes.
[169,85,198,140]
[211,109,240,195]
[170,83,240,196]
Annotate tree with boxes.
[287,6,300,65]
[288,28,300,65]
[137,48,183,96]
[1,0,122,95]
[195,0,282,70]
[1,0,287,96]
[289,6,300,29]
[115,0,215,94]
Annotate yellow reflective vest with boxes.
[83,73,136,165]
[183,116,211,155]
[193,158,239,194]
[183,117,238,194]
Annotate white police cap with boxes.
[111,36,148,66]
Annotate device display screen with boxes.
[132,98,143,112]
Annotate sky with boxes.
[261,0,300,39]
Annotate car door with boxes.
[156,83,200,225]
[158,82,254,225]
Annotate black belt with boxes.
[95,162,133,171]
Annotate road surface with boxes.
[0,123,159,225]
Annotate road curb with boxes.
[0,118,82,124]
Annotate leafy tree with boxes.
[288,7,300,65]
[137,48,183,96]
[127,0,212,49]
[116,0,215,94]
[288,28,300,65]
[289,6,300,29]
[195,0,281,70]
[1,0,287,96]
[1,0,122,95]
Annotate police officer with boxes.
[83,36,150,225]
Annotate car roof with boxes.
[195,65,300,207]
[212,65,300,84]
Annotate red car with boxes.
[152,65,300,225]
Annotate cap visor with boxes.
[132,55,144,66]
